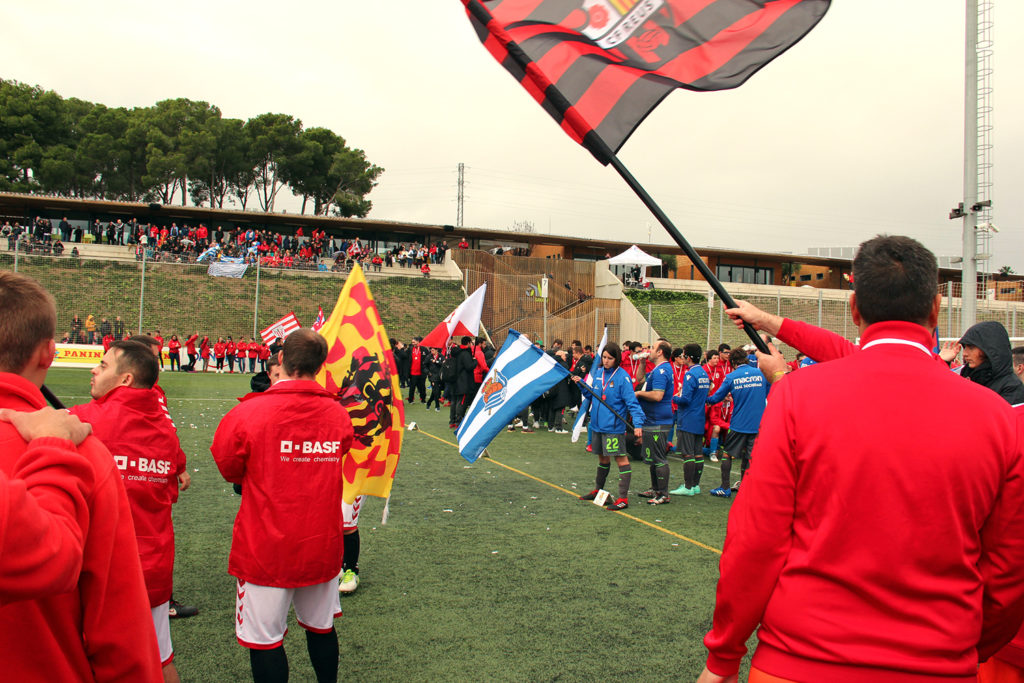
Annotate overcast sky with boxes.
[6,1,1024,271]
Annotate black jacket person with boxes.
[959,320,1024,405]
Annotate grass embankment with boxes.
[1,254,463,342]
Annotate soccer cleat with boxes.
[338,569,359,594]
[512,418,523,428]
[668,485,691,496]
[521,427,534,433]
[605,498,629,511]
[533,421,540,429]
[435,407,440,412]
[691,486,700,495]
[168,599,198,619]
[647,494,671,505]
[579,489,600,501]
[709,453,720,463]
[585,444,593,452]
[637,489,656,498]
[507,424,515,432]
[732,480,741,492]
[710,487,732,498]
[553,428,568,434]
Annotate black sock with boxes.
[721,453,732,489]
[250,645,288,683]
[617,463,631,499]
[595,463,610,490]
[655,464,670,494]
[305,628,339,683]
[683,459,695,488]
[694,456,704,486]
[342,530,360,573]
[649,464,658,490]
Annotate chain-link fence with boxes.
[1,251,464,344]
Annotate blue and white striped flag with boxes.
[456,329,569,463]
[571,327,607,443]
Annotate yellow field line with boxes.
[413,427,722,556]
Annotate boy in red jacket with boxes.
[699,236,1024,683]
[212,330,354,682]
[71,340,189,682]
[0,271,162,681]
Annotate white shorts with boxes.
[151,601,174,665]
[342,495,364,533]
[235,579,342,649]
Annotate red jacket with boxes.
[70,386,186,607]
[235,342,248,358]
[258,343,270,360]
[214,341,226,359]
[211,380,354,587]
[704,322,1024,681]
[0,373,161,681]
[247,343,258,358]
[472,345,488,383]
[200,337,210,359]
[168,338,180,353]
[184,333,198,354]
[410,346,423,376]
[226,341,235,356]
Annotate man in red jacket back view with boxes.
[0,271,162,681]
[212,329,354,683]
[699,236,1024,683]
[70,340,189,682]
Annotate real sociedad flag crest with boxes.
[482,369,508,413]
[457,329,569,463]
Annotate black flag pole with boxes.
[575,377,632,432]
[41,385,66,409]
[596,140,770,354]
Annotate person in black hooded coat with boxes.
[958,320,1024,405]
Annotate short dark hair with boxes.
[110,340,159,389]
[281,329,328,377]
[729,348,748,367]
[852,235,937,326]
[461,336,472,345]
[705,350,719,362]
[552,338,564,347]
[1013,346,1024,368]
[0,272,56,373]
[129,334,162,358]
[718,343,731,354]
[683,343,702,363]
[602,342,622,368]
[654,340,672,359]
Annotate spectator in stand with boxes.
[71,315,83,343]
[457,238,469,250]
[199,336,211,373]
[85,314,97,345]
[214,338,226,373]
[247,338,259,374]
[114,316,126,341]
[183,333,199,372]
[102,332,114,352]
[420,262,431,278]
[167,335,181,372]
[225,337,236,374]
[71,246,80,258]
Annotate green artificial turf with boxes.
[45,368,754,682]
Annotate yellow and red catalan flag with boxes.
[316,265,403,503]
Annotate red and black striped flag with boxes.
[463,0,830,162]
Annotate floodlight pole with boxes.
[960,0,979,331]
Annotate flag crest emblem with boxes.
[482,370,508,412]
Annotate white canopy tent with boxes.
[608,245,663,285]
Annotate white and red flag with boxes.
[260,312,301,344]
[311,306,326,332]
[420,283,487,348]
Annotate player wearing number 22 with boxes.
[578,342,645,511]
